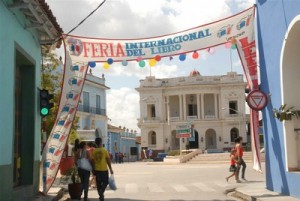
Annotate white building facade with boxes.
[76,72,110,142]
[136,71,249,153]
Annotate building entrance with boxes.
[205,129,217,149]
[188,130,199,149]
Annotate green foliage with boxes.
[168,150,180,156]
[60,166,81,184]
[41,52,80,143]
[69,117,80,144]
[273,104,300,122]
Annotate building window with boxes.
[188,104,197,116]
[96,95,101,114]
[83,91,90,112]
[149,131,156,145]
[229,101,238,114]
[147,104,156,118]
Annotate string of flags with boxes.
[87,38,237,69]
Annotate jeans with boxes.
[78,168,91,198]
[95,170,109,201]
[240,158,247,178]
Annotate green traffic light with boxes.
[41,108,49,116]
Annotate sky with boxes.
[47,0,255,132]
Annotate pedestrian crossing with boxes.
[104,181,232,194]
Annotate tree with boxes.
[41,52,79,143]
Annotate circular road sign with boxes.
[246,89,268,111]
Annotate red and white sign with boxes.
[246,90,268,111]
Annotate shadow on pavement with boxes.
[66,199,237,201]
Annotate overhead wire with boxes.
[66,0,107,35]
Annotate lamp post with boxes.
[222,107,241,136]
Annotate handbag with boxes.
[108,174,117,190]
[229,165,237,172]
[78,150,92,171]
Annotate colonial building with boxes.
[256,0,300,198]
[76,71,110,144]
[136,71,249,155]
[107,125,140,162]
[0,0,62,200]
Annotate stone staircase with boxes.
[187,151,265,164]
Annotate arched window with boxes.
[148,131,156,145]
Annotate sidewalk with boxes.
[232,182,300,201]
[31,187,65,201]
[44,181,300,201]
[34,165,300,201]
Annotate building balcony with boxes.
[187,116,198,121]
[143,117,161,123]
[204,115,216,120]
[77,104,106,116]
[170,117,180,122]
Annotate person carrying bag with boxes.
[92,137,114,201]
[75,141,92,201]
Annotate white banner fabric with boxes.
[42,5,261,193]
[42,51,89,193]
[64,7,255,63]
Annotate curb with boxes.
[52,188,65,201]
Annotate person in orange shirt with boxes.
[92,138,113,201]
[226,149,241,183]
[235,136,247,180]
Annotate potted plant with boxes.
[273,104,300,122]
[67,166,82,200]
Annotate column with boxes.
[179,95,183,120]
[197,94,200,120]
[183,94,186,120]
[201,94,204,119]
[167,96,170,124]
[214,93,218,119]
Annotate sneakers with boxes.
[226,177,229,182]
[236,179,242,183]
[242,177,247,181]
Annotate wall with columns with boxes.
[137,72,248,152]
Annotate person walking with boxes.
[93,137,114,201]
[235,136,247,180]
[87,142,97,189]
[226,149,241,183]
[75,141,92,201]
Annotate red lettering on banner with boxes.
[83,42,91,57]
[239,37,258,89]
[116,43,125,57]
[82,42,125,58]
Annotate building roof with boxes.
[8,0,64,52]
[108,124,124,133]
[189,69,201,76]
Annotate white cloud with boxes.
[47,0,255,133]
[107,87,140,131]
[234,0,255,9]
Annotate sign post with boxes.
[176,125,191,159]
[176,125,191,138]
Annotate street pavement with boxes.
[33,161,300,201]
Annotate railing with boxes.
[143,117,161,123]
[170,117,180,121]
[120,132,137,138]
[204,115,216,119]
[77,104,106,115]
[187,116,197,120]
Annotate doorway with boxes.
[189,130,199,149]
[205,129,217,149]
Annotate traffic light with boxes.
[39,89,54,116]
